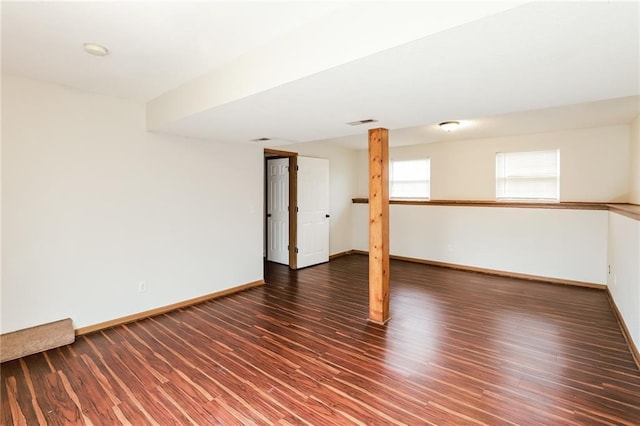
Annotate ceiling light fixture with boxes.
[439,121,460,132]
[83,42,109,57]
[251,137,272,142]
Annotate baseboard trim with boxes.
[75,280,265,336]
[606,290,640,371]
[348,250,606,290]
[368,317,391,326]
[329,250,354,260]
[349,252,637,367]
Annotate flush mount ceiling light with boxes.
[251,137,272,142]
[83,42,109,57]
[439,121,461,132]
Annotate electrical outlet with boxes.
[138,280,147,292]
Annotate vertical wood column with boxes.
[289,155,298,270]
[368,128,390,324]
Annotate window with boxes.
[390,159,430,199]
[496,149,559,201]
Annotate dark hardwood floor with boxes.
[3,254,640,425]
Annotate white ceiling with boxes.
[2,1,639,149]
[324,96,640,149]
[1,1,344,101]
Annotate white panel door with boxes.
[266,158,289,265]
[297,157,330,268]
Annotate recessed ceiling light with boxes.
[439,121,460,132]
[83,42,109,57]
[346,119,378,126]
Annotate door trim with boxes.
[288,155,298,269]
[264,148,298,269]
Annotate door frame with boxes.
[265,148,298,269]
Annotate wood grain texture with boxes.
[353,198,640,221]
[352,250,606,290]
[3,255,640,425]
[328,250,352,260]
[368,128,390,324]
[607,289,640,370]
[289,155,298,270]
[352,197,610,210]
[263,148,298,157]
[75,280,264,336]
[608,203,640,221]
[1,319,74,363]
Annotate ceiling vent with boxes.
[346,118,378,126]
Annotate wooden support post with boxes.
[368,128,390,324]
[289,155,298,270]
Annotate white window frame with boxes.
[495,149,560,201]
[389,159,430,200]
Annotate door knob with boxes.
[267,213,272,217]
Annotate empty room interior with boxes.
[2,1,640,424]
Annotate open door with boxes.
[296,156,330,268]
[266,158,289,265]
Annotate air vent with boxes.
[251,137,272,142]
[346,119,378,126]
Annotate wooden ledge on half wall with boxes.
[607,203,640,221]
[351,198,640,220]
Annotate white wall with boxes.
[279,124,630,285]
[349,122,638,354]
[630,115,640,204]
[608,212,640,353]
[279,140,357,255]
[1,75,264,333]
[349,125,630,285]
[355,126,631,202]
[352,204,608,284]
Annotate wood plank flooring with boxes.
[3,254,640,425]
